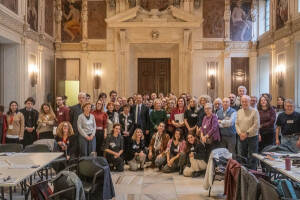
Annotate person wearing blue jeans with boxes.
[235,95,260,170]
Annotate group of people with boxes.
[0,86,299,176]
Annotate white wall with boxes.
[258,55,270,95]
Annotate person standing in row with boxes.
[276,99,300,152]
[92,99,108,157]
[0,105,7,144]
[106,102,119,136]
[150,99,167,135]
[257,96,276,152]
[5,101,24,144]
[184,97,199,135]
[236,95,260,170]
[37,103,56,139]
[70,92,86,156]
[171,97,186,136]
[217,98,237,156]
[77,102,96,156]
[119,104,134,161]
[131,94,150,145]
[20,97,39,147]
[56,96,70,124]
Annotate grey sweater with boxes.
[235,107,260,137]
[77,114,96,137]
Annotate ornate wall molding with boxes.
[0,9,23,35]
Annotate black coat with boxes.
[119,112,135,137]
[69,104,82,135]
[131,104,150,132]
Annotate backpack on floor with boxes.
[274,179,300,200]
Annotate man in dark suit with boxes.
[131,94,150,146]
[69,92,86,156]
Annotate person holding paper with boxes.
[171,97,186,137]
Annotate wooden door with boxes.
[138,58,170,95]
[231,57,250,94]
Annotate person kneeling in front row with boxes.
[162,128,186,173]
[148,122,170,169]
[183,133,207,177]
[104,123,124,172]
[128,128,147,171]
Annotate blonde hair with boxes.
[131,128,144,141]
[56,121,74,138]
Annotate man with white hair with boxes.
[213,98,222,114]
[235,95,260,169]
[235,86,247,108]
[276,99,300,152]
[216,98,237,156]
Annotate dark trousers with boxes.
[259,131,275,152]
[123,135,131,161]
[39,131,54,140]
[238,135,258,170]
[95,130,105,156]
[23,131,36,147]
[107,154,124,171]
[6,138,19,144]
[205,140,220,162]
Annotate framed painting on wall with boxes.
[230,0,252,41]
[27,0,38,31]
[61,0,82,42]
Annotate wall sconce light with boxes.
[29,63,38,87]
[94,63,102,90]
[207,62,217,90]
[275,64,285,87]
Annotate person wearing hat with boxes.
[77,102,97,156]
[20,97,39,147]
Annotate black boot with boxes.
[179,166,184,175]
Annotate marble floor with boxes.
[112,165,225,200]
[1,165,225,200]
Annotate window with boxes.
[265,0,270,31]
[259,0,270,35]
[298,0,300,12]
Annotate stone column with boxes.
[181,29,191,93]
[81,0,88,50]
[223,50,231,97]
[224,0,231,41]
[55,0,62,50]
[249,43,258,96]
